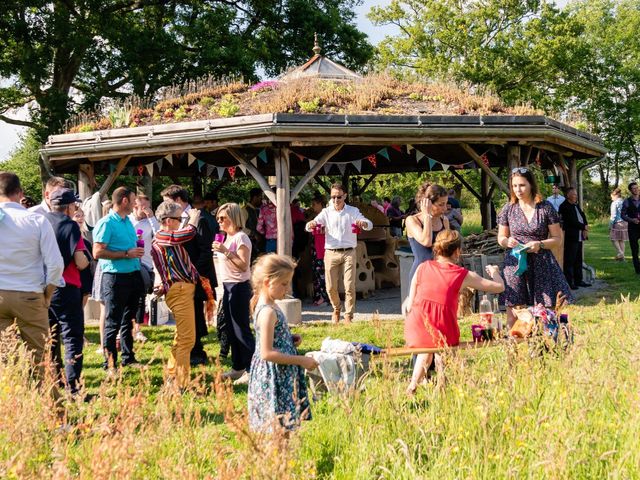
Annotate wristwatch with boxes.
[124,250,129,258]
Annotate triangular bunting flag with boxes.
[137,165,144,176]
[378,180,385,187]
[481,153,490,167]
[250,157,258,168]
[238,164,247,175]
[127,167,134,176]
[258,149,268,164]
[391,145,402,152]
[309,159,317,169]
[353,159,362,172]
[206,165,215,176]
[324,164,333,174]
[337,163,346,175]
[188,153,196,166]
[407,145,414,154]
[156,158,163,171]
[442,164,450,172]
[145,163,154,177]
[428,158,436,170]
[164,154,173,166]
[294,152,305,162]
[367,154,377,168]
[109,163,116,173]
[228,166,236,179]
[378,148,390,160]
[196,159,205,172]
[416,150,425,163]
[217,166,226,179]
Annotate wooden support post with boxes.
[192,175,203,200]
[228,148,276,205]
[139,175,153,198]
[98,156,131,198]
[461,144,510,195]
[567,156,578,189]
[507,144,521,172]
[449,169,481,202]
[290,145,341,201]
[487,167,504,199]
[480,170,492,230]
[78,163,96,200]
[275,147,292,256]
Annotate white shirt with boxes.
[128,213,159,269]
[0,202,64,292]
[546,194,565,212]
[306,203,373,249]
[28,200,51,216]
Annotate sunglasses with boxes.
[167,216,182,221]
[217,215,227,222]
[511,167,529,174]
[331,195,343,200]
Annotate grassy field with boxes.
[1,220,639,478]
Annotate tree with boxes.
[0,1,373,141]
[0,130,44,199]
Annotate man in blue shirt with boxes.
[93,186,144,369]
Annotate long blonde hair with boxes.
[250,254,297,314]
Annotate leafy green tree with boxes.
[0,0,373,140]
[0,130,44,199]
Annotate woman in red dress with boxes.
[402,230,505,394]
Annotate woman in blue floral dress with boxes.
[248,254,318,432]
[497,168,573,326]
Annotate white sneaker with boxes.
[222,368,245,381]
[233,371,250,385]
[95,346,103,355]
[134,331,147,342]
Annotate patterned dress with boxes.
[498,201,574,307]
[248,304,311,432]
[311,233,329,304]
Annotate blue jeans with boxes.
[265,238,277,253]
[49,284,84,393]
[101,271,143,368]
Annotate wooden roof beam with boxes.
[518,140,573,157]
[290,144,342,201]
[98,156,130,197]
[228,148,277,205]
[460,143,510,195]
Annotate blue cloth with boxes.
[93,210,140,273]
[352,342,382,355]
[510,244,529,276]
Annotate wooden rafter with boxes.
[460,144,509,195]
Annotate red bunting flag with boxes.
[228,166,236,179]
[137,165,144,176]
[295,152,305,162]
[481,153,490,167]
[535,151,542,166]
[367,154,377,168]
[391,145,402,152]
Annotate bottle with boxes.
[492,297,501,331]
[136,229,145,248]
[479,295,493,326]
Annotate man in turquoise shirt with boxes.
[93,186,144,369]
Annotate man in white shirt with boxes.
[0,172,65,375]
[128,194,159,341]
[546,184,565,212]
[306,183,373,324]
[28,176,67,215]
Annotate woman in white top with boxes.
[212,202,255,384]
[609,187,628,261]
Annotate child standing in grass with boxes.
[247,254,318,432]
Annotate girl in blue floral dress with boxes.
[248,254,318,432]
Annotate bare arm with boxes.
[523,223,563,254]
[402,267,420,315]
[461,266,505,294]
[93,242,144,259]
[225,243,250,272]
[73,250,90,270]
[497,224,520,249]
[405,214,434,246]
[257,308,318,370]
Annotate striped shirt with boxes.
[151,225,199,293]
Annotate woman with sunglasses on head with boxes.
[212,202,255,385]
[497,168,573,326]
[405,182,450,283]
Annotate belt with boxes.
[327,247,354,252]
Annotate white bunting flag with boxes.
[188,153,196,166]
[416,150,425,163]
[145,163,154,177]
[250,157,258,168]
[156,158,163,171]
[309,159,317,169]
[407,145,414,154]
[324,164,333,174]
[238,164,247,175]
[352,159,362,172]
[206,164,215,176]
[441,163,450,172]
[164,154,173,166]
[337,163,346,175]
[217,166,226,179]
